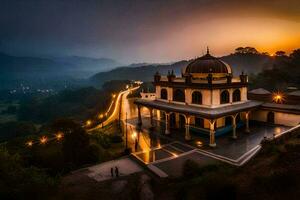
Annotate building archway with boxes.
[267,112,275,124]
[220,90,230,104]
[192,91,202,104]
[236,113,241,123]
[233,89,241,102]
[225,116,232,126]
[160,111,166,121]
[161,89,167,100]
[169,113,176,128]
[173,89,185,102]
[195,117,204,128]
[179,115,186,129]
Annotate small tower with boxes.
[226,73,233,84]
[154,71,161,82]
[240,71,248,83]
[167,70,176,82]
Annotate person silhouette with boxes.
[111,167,114,177]
[115,166,119,177]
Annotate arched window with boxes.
[195,117,204,128]
[233,89,241,102]
[173,89,185,102]
[161,89,167,100]
[192,91,202,104]
[220,90,230,104]
[267,112,275,124]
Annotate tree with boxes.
[51,119,94,167]
[235,47,259,54]
[290,49,300,60]
[275,51,286,57]
[244,46,259,54]
[0,121,37,141]
[235,47,244,54]
[0,149,57,199]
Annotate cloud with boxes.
[0,0,299,62]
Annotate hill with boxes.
[0,53,121,90]
[0,53,120,79]
[91,53,273,86]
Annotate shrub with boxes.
[0,149,59,199]
[109,134,123,143]
[91,134,111,149]
[254,170,298,193]
[203,174,237,200]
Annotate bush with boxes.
[254,170,298,193]
[90,134,111,149]
[203,174,237,200]
[109,134,123,143]
[0,149,58,199]
[86,144,101,163]
[260,142,280,155]
[0,121,37,141]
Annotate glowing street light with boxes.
[55,132,63,140]
[112,94,116,98]
[98,114,104,119]
[272,92,284,104]
[196,140,203,147]
[40,136,47,144]
[26,141,33,147]
[86,120,92,126]
[131,131,137,140]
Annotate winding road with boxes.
[87,86,140,132]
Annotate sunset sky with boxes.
[0,0,299,63]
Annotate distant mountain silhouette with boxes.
[91,53,273,85]
[90,60,189,85]
[0,53,120,79]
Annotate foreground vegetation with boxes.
[0,119,126,199]
[50,128,300,200]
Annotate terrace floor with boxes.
[126,116,289,161]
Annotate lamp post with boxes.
[125,112,128,150]
[99,113,104,128]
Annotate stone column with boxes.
[185,115,191,140]
[137,105,142,126]
[229,88,233,103]
[156,110,161,127]
[209,120,216,147]
[245,111,250,133]
[232,114,237,139]
[175,113,180,129]
[165,113,170,134]
[149,108,154,127]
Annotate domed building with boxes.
[134,49,263,147]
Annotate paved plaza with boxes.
[85,157,143,182]
[127,116,290,161]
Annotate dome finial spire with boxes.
[207,46,210,54]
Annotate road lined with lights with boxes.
[26,132,63,147]
[25,85,140,147]
[87,86,140,132]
